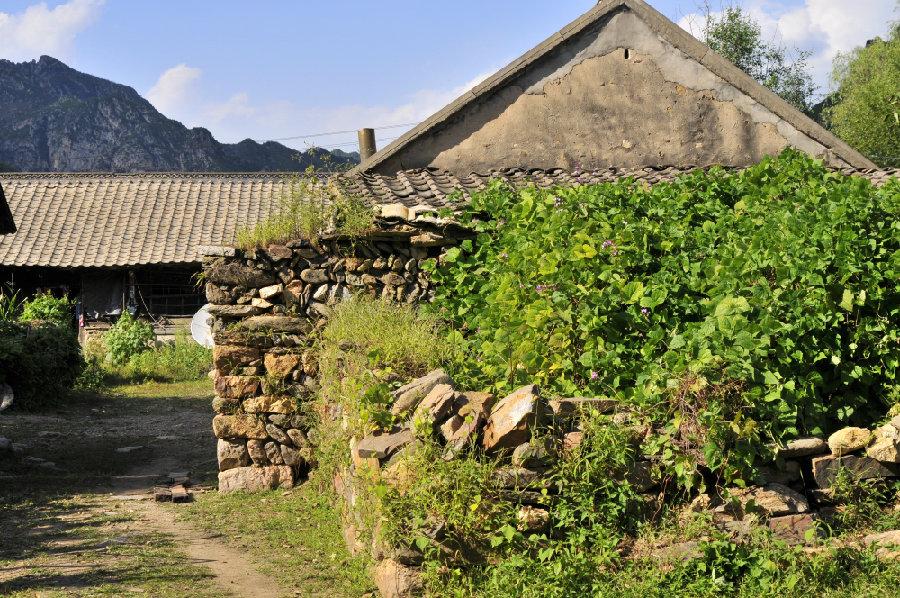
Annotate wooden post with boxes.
[358,128,377,162]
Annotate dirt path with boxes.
[109,456,289,598]
[0,387,293,598]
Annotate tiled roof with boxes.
[0,172,291,268]
[341,165,900,207]
[354,0,873,174]
[1,166,897,269]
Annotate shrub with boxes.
[429,149,900,482]
[122,329,212,382]
[103,311,155,365]
[0,320,83,409]
[20,291,74,326]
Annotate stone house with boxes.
[354,0,873,175]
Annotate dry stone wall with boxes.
[201,210,472,493]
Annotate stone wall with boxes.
[201,209,472,493]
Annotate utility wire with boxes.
[255,122,417,143]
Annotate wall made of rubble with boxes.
[202,213,471,493]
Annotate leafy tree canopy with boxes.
[827,19,900,167]
[700,6,817,114]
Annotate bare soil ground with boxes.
[0,385,292,598]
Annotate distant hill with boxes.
[0,56,358,172]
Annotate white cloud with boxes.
[148,66,497,153]
[0,0,105,62]
[147,64,203,120]
[678,0,897,95]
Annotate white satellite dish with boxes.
[191,304,214,348]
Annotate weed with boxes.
[235,168,374,249]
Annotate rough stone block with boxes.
[286,428,311,448]
[356,428,414,460]
[239,315,312,335]
[213,345,260,372]
[864,530,900,560]
[265,423,291,445]
[300,268,329,284]
[374,558,423,598]
[625,460,657,493]
[412,384,456,429]
[282,280,304,307]
[242,395,295,414]
[768,513,822,543]
[812,454,897,488]
[206,261,275,287]
[775,436,828,458]
[280,444,305,468]
[390,369,453,417]
[214,375,260,399]
[828,427,872,455]
[482,385,542,453]
[212,414,267,440]
[247,439,267,465]
[264,441,284,465]
[265,352,301,378]
[207,304,261,318]
[868,438,900,463]
[455,391,496,419]
[216,439,250,471]
[217,465,293,494]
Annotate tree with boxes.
[698,6,817,114]
[827,22,900,167]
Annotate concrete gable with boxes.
[358,0,872,175]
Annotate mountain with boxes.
[0,56,358,172]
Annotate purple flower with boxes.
[499,253,508,258]
[641,308,649,314]
[613,251,618,256]
[590,371,598,379]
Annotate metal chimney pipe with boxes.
[358,128,377,162]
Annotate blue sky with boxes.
[0,0,896,153]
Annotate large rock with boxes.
[258,283,284,301]
[776,436,828,458]
[811,454,898,488]
[731,483,809,517]
[412,384,455,429]
[218,465,294,494]
[455,391,496,419]
[214,376,259,399]
[247,439,267,465]
[300,268,329,284]
[867,438,900,463]
[265,423,291,445]
[216,439,250,471]
[280,444,306,468]
[282,280,305,307]
[212,414,268,440]
[828,427,872,455]
[213,345,260,373]
[863,530,900,560]
[239,315,313,335]
[286,428,311,448]
[264,353,301,378]
[206,304,261,318]
[242,395,295,414]
[356,428,414,460]
[767,513,822,543]
[390,369,454,417]
[206,261,276,287]
[374,558,423,598]
[482,385,542,453]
